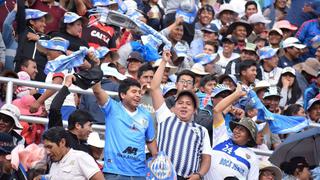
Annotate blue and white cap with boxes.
[174,42,188,58]
[162,82,177,96]
[257,122,267,132]
[38,37,70,53]
[211,84,232,98]
[176,1,197,24]
[193,53,218,65]
[141,34,162,49]
[94,46,110,59]
[91,0,118,7]
[263,86,281,99]
[64,12,82,23]
[258,46,279,60]
[306,98,320,111]
[25,9,47,20]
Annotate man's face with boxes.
[260,169,276,180]
[203,44,215,54]
[240,50,257,61]
[139,70,154,87]
[253,23,266,34]
[245,4,257,17]
[44,139,66,162]
[121,86,142,109]
[233,26,247,41]
[21,60,38,80]
[201,80,216,94]
[0,114,14,133]
[263,96,280,113]
[169,25,183,42]
[127,60,142,73]
[268,32,282,45]
[77,121,93,141]
[174,95,196,122]
[287,47,302,59]
[30,17,46,33]
[176,75,194,92]
[203,32,218,42]
[241,66,257,84]
[264,55,279,69]
[232,125,250,146]
[199,10,213,25]
[220,11,234,24]
[222,78,236,91]
[308,103,320,122]
[223,41,235,54]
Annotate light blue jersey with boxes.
[101,98,155,176]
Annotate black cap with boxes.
[0,132,15,155]
[127,51,144,62]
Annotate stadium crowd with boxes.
[0,0,320,179]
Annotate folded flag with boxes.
[130,41,160,62]
[246,90,309,134]
[44,47,88,74]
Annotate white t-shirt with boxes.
[44,70,76,111]
[205,121,259,180]
[260,66,283,86]
[44,149,100,180]
[217,51,240,73]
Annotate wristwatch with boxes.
[194,172,203,180]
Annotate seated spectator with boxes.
[273,20,297,40]
[216,35,240,73]
[283,104,306,117]
[36,127,104,180]
[303,72,320,110]
[280,156,312,180]
[15,59,38,98]
[152,59,177,85]
[263,0,289,28]
[212,3,238,35]
[277,67,303,108]
[263,86,282,114]
[306,98,320,123]
[279,37,306,68]
[203,41,218,55]
[196,74,217,109]
[259,46,282,86]
[268,28,284,49]
[247,13,271,43]
[190,63,210,90]
[259,161,282,180]
[125,51,144,79]
[253,80,271,101]
[226,20,253,52]
[238,60,258,87]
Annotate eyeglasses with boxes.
[178,80,193,86]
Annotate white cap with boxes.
[190,63,209,75]
[282,37,306,49]
[253,80,270,92]
[100,63,127,81]
[281,67,296,76]
[248,13,271,24]
[269,28,283,36]
[87,132,105,148]
[0,104,22,129]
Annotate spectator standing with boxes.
[241,1,259,21]
[247,13,271,43]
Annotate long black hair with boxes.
[277,73,301,105]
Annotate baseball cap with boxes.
[273,20,297,31]
[306,98,320,111]
[282,37,306,49]
[100,63,126,80]
[259,161,282,180]
[281,67,296,76]
[63,12,82,24]
[127,51,144,62]
[211,84,232,98]
[263,86,281,99]
[218,74,237,86]
[38,37,70,53]
[175,90,199,109]
[248,13,271,24]
[0,104,22,129]
[0,132,15,155]
[229,117,257,147]
[193,53,218,65]
[87,132,105,148]
[311,35,320,49]
[253,80,270,92]
[258,46,279,60]
[201,24,219,34]
[91,0,118,7]
[162,82,177,96]
[242,43,257,54]
[222,35,237,44]
[268,28,283,36]
[190,63,209,76]
[25,9,47,20]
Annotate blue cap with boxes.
[306,98,320,111]
[211,84,232,98]
[64,12,82,23]
[201,24,219,34]
[174,42,188,57]
[91,0,118,7]
[25,9,47,20]
[38,37,70,53]
[94,46,110,59]
[193,53,217,65]
[258,46,278,60]
[162,82,177,96]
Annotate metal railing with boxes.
[1,76,320,157]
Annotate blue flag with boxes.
[44,47,88,74]
[246,90,309,134]
[130,41,160,62]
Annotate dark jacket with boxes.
[50,31,89,51]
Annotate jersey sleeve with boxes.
[247,153,259,180]
[202,128,212,155]
[145,113,156,142]
[78,152,101,179]
[212,117,229,148]
[155,102,173,123]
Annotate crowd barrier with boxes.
[1,76,320,157]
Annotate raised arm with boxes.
[92,82,109,106]
[150,50,171,110]
[213,84,246,127]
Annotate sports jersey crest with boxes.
[146,151,177,180]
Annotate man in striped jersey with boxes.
[150,50,211,180]
[205,84,259,180]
